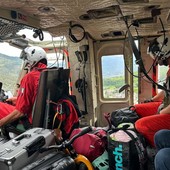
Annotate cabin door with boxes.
[94,39,136,126]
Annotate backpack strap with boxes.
[52,104,63,129]
[62,95,82,117]
[47,100,64,130]
[123,129,146,169]
[51,99,79,130]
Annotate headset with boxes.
[69,23,86,43]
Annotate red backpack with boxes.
[52,98,80,140]
[69,127,107,161]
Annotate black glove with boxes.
[143,99,153,103]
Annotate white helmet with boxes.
[147,34,170,64]
[20,46,47,68]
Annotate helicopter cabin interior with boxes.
[0,0,169,128]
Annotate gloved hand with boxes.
[6,97,17,105]
[143,99,153,103]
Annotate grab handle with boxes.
[12,134,31,146]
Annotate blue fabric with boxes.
[154,129,170,170]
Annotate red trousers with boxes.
[135,102,170,147]
[0,102,15,119]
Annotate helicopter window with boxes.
[101,54,125,99]
[158,65,169,92]
[0,42,22,94]
[47,51,66,68]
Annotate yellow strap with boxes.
[52,112,63,129]
[52,112,58,128]
[74,154,94,170]
[57,114,62,129]
[49,100,63,129]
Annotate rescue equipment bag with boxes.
[69,127,107,162]
[51,96,80,140]
[107,124,147,170]
[111,106,139,127]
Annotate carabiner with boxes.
[57,104,63,114]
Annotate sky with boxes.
[0,43,22,56]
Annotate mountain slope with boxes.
[0,53,22,93]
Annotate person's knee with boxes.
[154,150,161,170]
[155,149,170,170]
[154,130,170,149]
[154,130,166,144]
[135,119,148,133]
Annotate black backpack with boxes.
[111,106,139,127]
[107,125,147,170]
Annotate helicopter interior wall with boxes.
[138,38,155,102]
[66,33,157,127]
[66,37,97,126]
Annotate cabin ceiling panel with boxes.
[0,0,170,40]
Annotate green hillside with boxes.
[0,53,22,93]
[0,52,168,97]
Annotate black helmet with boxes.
[147,34,170,65]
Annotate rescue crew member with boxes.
[135,34,170,147]
[0,46,47,126]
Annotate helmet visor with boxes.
[20,49,28,60]
[147,47,156,59]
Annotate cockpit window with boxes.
[0,42,22,93]
[0,28,68,95]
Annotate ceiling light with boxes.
[79,14,91,20]
[38,6,55,13]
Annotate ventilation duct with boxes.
[87,5,121,19]
[101,31,124,38]
[132,17,157,26]
[101,33,110,38]
[118,0,148,3]
[117,15,134,21]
